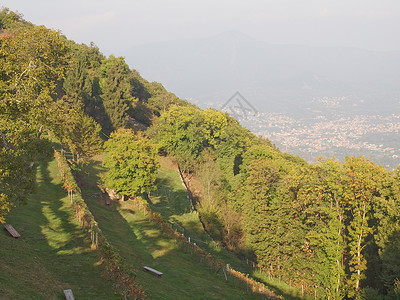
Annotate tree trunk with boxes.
[356,232,362,291]
[37,125,43,140]
[0,130,10,149]
[335,195,344,294]
[355,203,367,292]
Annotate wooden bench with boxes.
[4,224,20,238]
[63,289,75,300]
[144,266,163,277]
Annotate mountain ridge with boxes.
[123,31,400,115]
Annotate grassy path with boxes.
[0,158,119,299]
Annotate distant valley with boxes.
[240,108,400,169]
[219,94,400,169]
[124,31,400,167]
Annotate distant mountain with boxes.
[124,31,400,116]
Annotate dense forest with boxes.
[1,8,400,299]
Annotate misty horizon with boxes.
[2,0,400,56]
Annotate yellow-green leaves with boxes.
[103,128,159,197]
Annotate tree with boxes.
[197,150,223,202]
[241,158,281,268]
[373,167,400,293]
[100,55,133,130]
[103,128,159,199]
[154,105,205,156]
[0,12,69,221]
[300,159,346,299]
[213,116,255,188]
[63,42,112,134]
[0,148,35,223]
[0,8,26,29]
[196,150,225,240]
[145,82,186,117]
[50,98,102,165]
[151,105,246,186]
[0,21,70,146]
[151,105,207,184]
[342,157,386,296]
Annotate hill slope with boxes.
[1,154,280,299]
[0,158,119,299]
[77,154,266,299]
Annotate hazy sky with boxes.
[2,0,400,55]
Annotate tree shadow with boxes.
[250,274,306,300]
[78,160,185,276]
[78,163,155,263]
[79,159,266,299]
[75,156,105,192]
[377,230,400,294]
[148,160,304,300]
[4,158,119,299]
[147,176,192,219]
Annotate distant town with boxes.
[214,96,400,169]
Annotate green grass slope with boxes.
[148,157,253,273]
[0,158,119,299]
[79,155,262,299]
[151,158,308,300]
[148,157,306,300]
[0,154,302,299]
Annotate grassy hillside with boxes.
[148,158,307,300]
[147,157,253,273]
[78,155,263,299]
[0,158,119,299]
[0,153,302,299]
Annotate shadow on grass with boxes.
[78,160,186,298]
[39,161,88,253]
[147,166,255,274]
[251,274,305,300]
[78,156,171,264]
[76,157,105,192]
[78,158,265,300]
[4,158,118,299]
[148,176,192,219]
[146,160,304,300]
